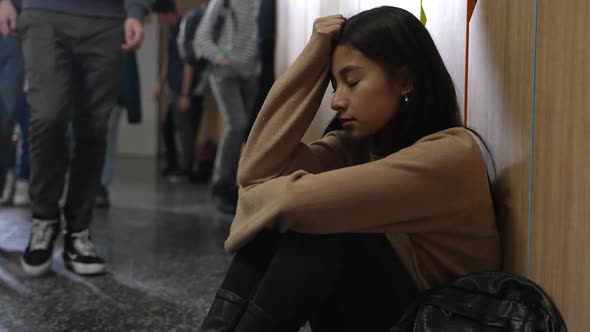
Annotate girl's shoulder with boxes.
[384,127,489,178]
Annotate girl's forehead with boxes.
[332,45,369,69]
[333,44,361,58]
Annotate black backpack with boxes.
[390,271,567,332]
[176,0,230,67]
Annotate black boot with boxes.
[200,289,248,332]
[234,302,300,332]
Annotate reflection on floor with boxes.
[0,157,234,331]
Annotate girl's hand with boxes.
[313,14,346,39]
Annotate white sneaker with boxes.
[63,229,106,275]
[13,180,30,206]
[21,219,60,277]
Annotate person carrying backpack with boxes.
[194,0,261,214]
[153,0,206,182]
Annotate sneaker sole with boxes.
[20,256,52,277]
[64,260,107,275]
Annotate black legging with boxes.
[221,231,419,331]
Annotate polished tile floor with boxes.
[0,158,235,331]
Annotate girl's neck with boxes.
[371,122,394,157]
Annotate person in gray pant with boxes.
[0,0,148,276]
[195,0,261,214]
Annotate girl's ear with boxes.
[396,66,414,96]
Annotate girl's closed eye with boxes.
[346,81,359,88]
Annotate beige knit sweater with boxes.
[225,32,501,290]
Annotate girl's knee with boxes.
[280,232,347,257]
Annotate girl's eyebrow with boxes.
[330,65,363,88]
[339,65,363,77]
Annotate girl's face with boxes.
[330,44,410,140]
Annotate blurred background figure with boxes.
[96,51,143,208]
[246,0,276,141]
[0,90,31,207]
[12,90,31,206]
[153,0,207,184]
[0,0,24,207]
[194,0,261,214]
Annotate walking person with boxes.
[0,0,149,276]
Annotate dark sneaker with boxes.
[189,161,213,184]
[211,182,238,215]
[63,229,106,275]
[21,219,60,276]
[95,186,110,209]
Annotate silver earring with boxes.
[404,95,409,102]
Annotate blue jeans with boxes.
[0,37,25,189]
[100,105,123,187]
[208,65,258,189]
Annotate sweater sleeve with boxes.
[194,0,225,64]
[226,129,487,252]
[10,0,22,11]
[237,32,344,186]
[126,0,149,20]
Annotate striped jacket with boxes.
[194,0,261,77]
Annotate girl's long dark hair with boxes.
[325,6,463,153]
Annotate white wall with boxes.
[117,21,159,157]
[275,0,467,142]
[423,0,466,112]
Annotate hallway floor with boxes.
[0,157,234,331]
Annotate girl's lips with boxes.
[340,118,354,126]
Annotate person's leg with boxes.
[0,36,24,197]
[220,230,281,298]
[201,230,281,331]
[0,133,17,205]
[233,234,420,332]
[308,234,419,332]
[17,93,30,181]
[208,67,251,212]
[63,14,124,275]
[234,232,348,331]
[174,95,196,175]
[96,105,123,208]
[13,95,31,206]
[100,105,123,188]
[19,10,74,276]
[174,95,202,175]
[239,74,259,142]
[246,60,273,141]
[162,101,179,174]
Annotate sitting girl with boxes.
[200,6,501,332]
